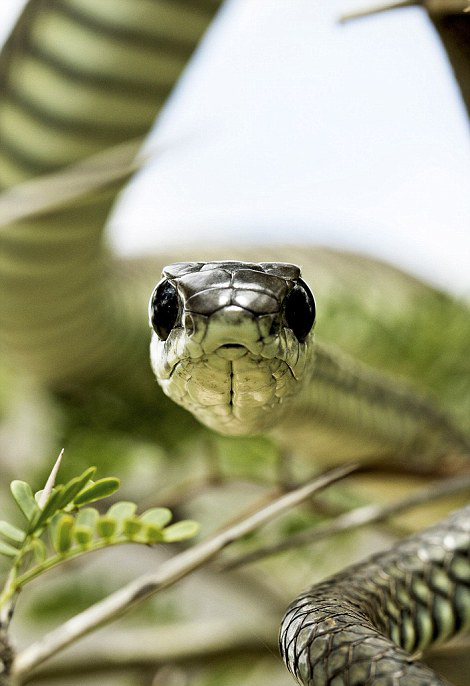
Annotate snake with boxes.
[0,2,469,685]
[148,260,470,685]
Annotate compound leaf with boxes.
[73,478,120,507]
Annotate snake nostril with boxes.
[269,314,281,337]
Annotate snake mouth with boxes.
[216,343,249,360]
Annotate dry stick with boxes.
[339,0,469,23]
[27,617,280,681]
[12,463,358,681]
[219,473,470,571]
[339,0,418,22]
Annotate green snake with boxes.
[0,2,469,685]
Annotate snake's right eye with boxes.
[149,281,180,340]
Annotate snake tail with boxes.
[280,505,470,686]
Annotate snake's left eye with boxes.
[149,281,180,340]
[284,279,316,342]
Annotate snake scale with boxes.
[0,2,469,685]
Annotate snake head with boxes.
[149,261,316,436]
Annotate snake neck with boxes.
[285,340,470,470]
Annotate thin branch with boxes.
[219,473,470,571]
[339,0,469,22]
[24,620,470,683]
[25,618,279,682]
[12,463,358,680]
[339,0,419,22]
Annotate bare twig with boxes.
[219,473,470,571]
[25,617,279,681]
[12,463,358,680]
[339,0,418,22]
[339,0,469,22]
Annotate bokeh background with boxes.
[1,0,469,293]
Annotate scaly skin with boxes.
[280,506,470,686]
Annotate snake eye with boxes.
[149,280,180,340]
[284,279,316,342]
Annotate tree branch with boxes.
[12,463,358,681]
[219,473,470,571]
[24,618,279,682]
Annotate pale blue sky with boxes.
[1,0,469,295]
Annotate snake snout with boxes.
[199,306,265,355]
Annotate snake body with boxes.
[1,3,470,685]
[150,261,470,684]
[281,505,470,686]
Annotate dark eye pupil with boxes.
[150,281,179,340]
[284,280,316,341]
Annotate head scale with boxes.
[149,261,316,435]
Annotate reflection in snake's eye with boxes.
[284,279,316,342]
[150,281,180,340]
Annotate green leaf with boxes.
[53,515,74,553]
[73,478,120,507]
[73,508,99,548]
[47,512,62,550]
[161,521,200,542]
[122,519,142,538]
[0,540,19,557]
[0,520,25,543]
[57,467,96,509]
[31,539,47,563]
[75,508,99,530]
[97,516,116,540]
[30,487,65,532]
[74,527,93,547]
[141,525,164,543]
[11,481,38,521]
[139,507,172,529]
[107,502,137,534]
